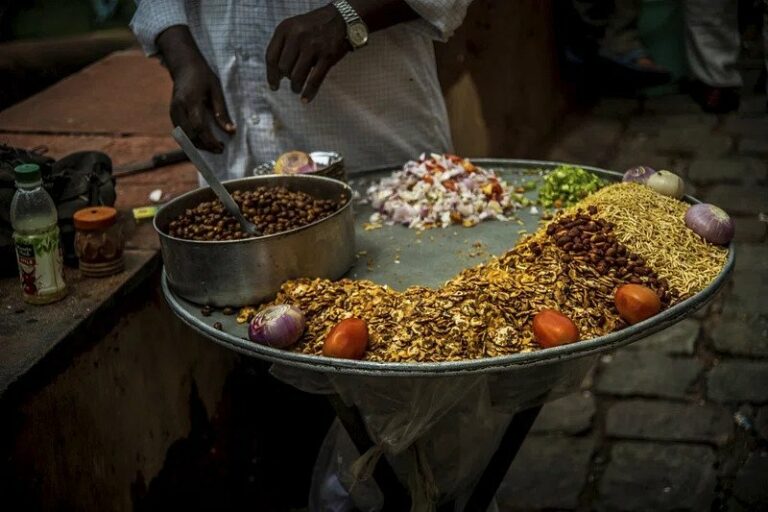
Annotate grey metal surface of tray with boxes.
[162,159,734,377]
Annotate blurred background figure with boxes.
[560,0,768,110]
[565,0,672,94]
[685,0,768,112]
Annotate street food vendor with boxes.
[130,1,472,179]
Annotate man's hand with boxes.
[265,5,350,103]
[157,26,235,153]
[170,63,234,153]
[265,1,418,103]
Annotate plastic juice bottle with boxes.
[11,164,67,304]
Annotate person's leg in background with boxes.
[763,1,768,107]
[570,0,671,90]
[684,0,742,112]
[600,0,668,74]
[570,0,612,63]
[601,0,642,56]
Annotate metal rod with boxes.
[462,405,543,512]
[328,395,411,511]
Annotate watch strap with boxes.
[332,0,362,25]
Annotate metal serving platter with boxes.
[162,159,734,377]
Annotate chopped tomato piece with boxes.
[426,161,445,173]
[482,181,503,200]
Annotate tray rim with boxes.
[162,158,734,377]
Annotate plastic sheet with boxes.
[271,355,596,511]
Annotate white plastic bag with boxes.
[272,356,596,511]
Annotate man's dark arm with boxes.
[266,1,420,103]
[156,26,235,153]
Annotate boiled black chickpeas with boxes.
[168,185,342,241]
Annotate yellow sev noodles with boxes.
[576,183,729,298]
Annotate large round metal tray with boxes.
[162,159,734,377]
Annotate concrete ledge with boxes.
[0,249,159,396]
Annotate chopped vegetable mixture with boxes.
[366,154,523,230]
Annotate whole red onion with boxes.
[622,166,656,184]
[684,203,735,245]
[248,304,305,348]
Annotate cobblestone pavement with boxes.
[497,77,768,510]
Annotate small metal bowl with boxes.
[154,174,355,307]
[253,150,347,183]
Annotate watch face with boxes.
[348,22,369,47]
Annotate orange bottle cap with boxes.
[74,206,117,231]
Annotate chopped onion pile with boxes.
[366,153,521,230]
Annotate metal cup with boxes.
[253,150,347,183]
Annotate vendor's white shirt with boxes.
[131,0,471,180]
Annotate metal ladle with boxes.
[171,126,261,237]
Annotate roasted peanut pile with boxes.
[577,183,728,298]
[277,228,636,362]
[272,212,680,362]
[544,208,675,305]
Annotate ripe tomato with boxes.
[533,309,579,348]
[614,284,661,324]
[322,318,369,359]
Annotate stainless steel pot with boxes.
[154,174,355,307]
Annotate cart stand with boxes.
[328,395,411,510]
[461,405,542,512]
[160,159,734,510]
[329,395,542,512]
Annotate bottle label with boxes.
[14,226,66,299]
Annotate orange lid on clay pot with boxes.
[74,206,117,231]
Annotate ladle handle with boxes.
[171,126,244,222]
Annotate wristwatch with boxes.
[331,0,369,50]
